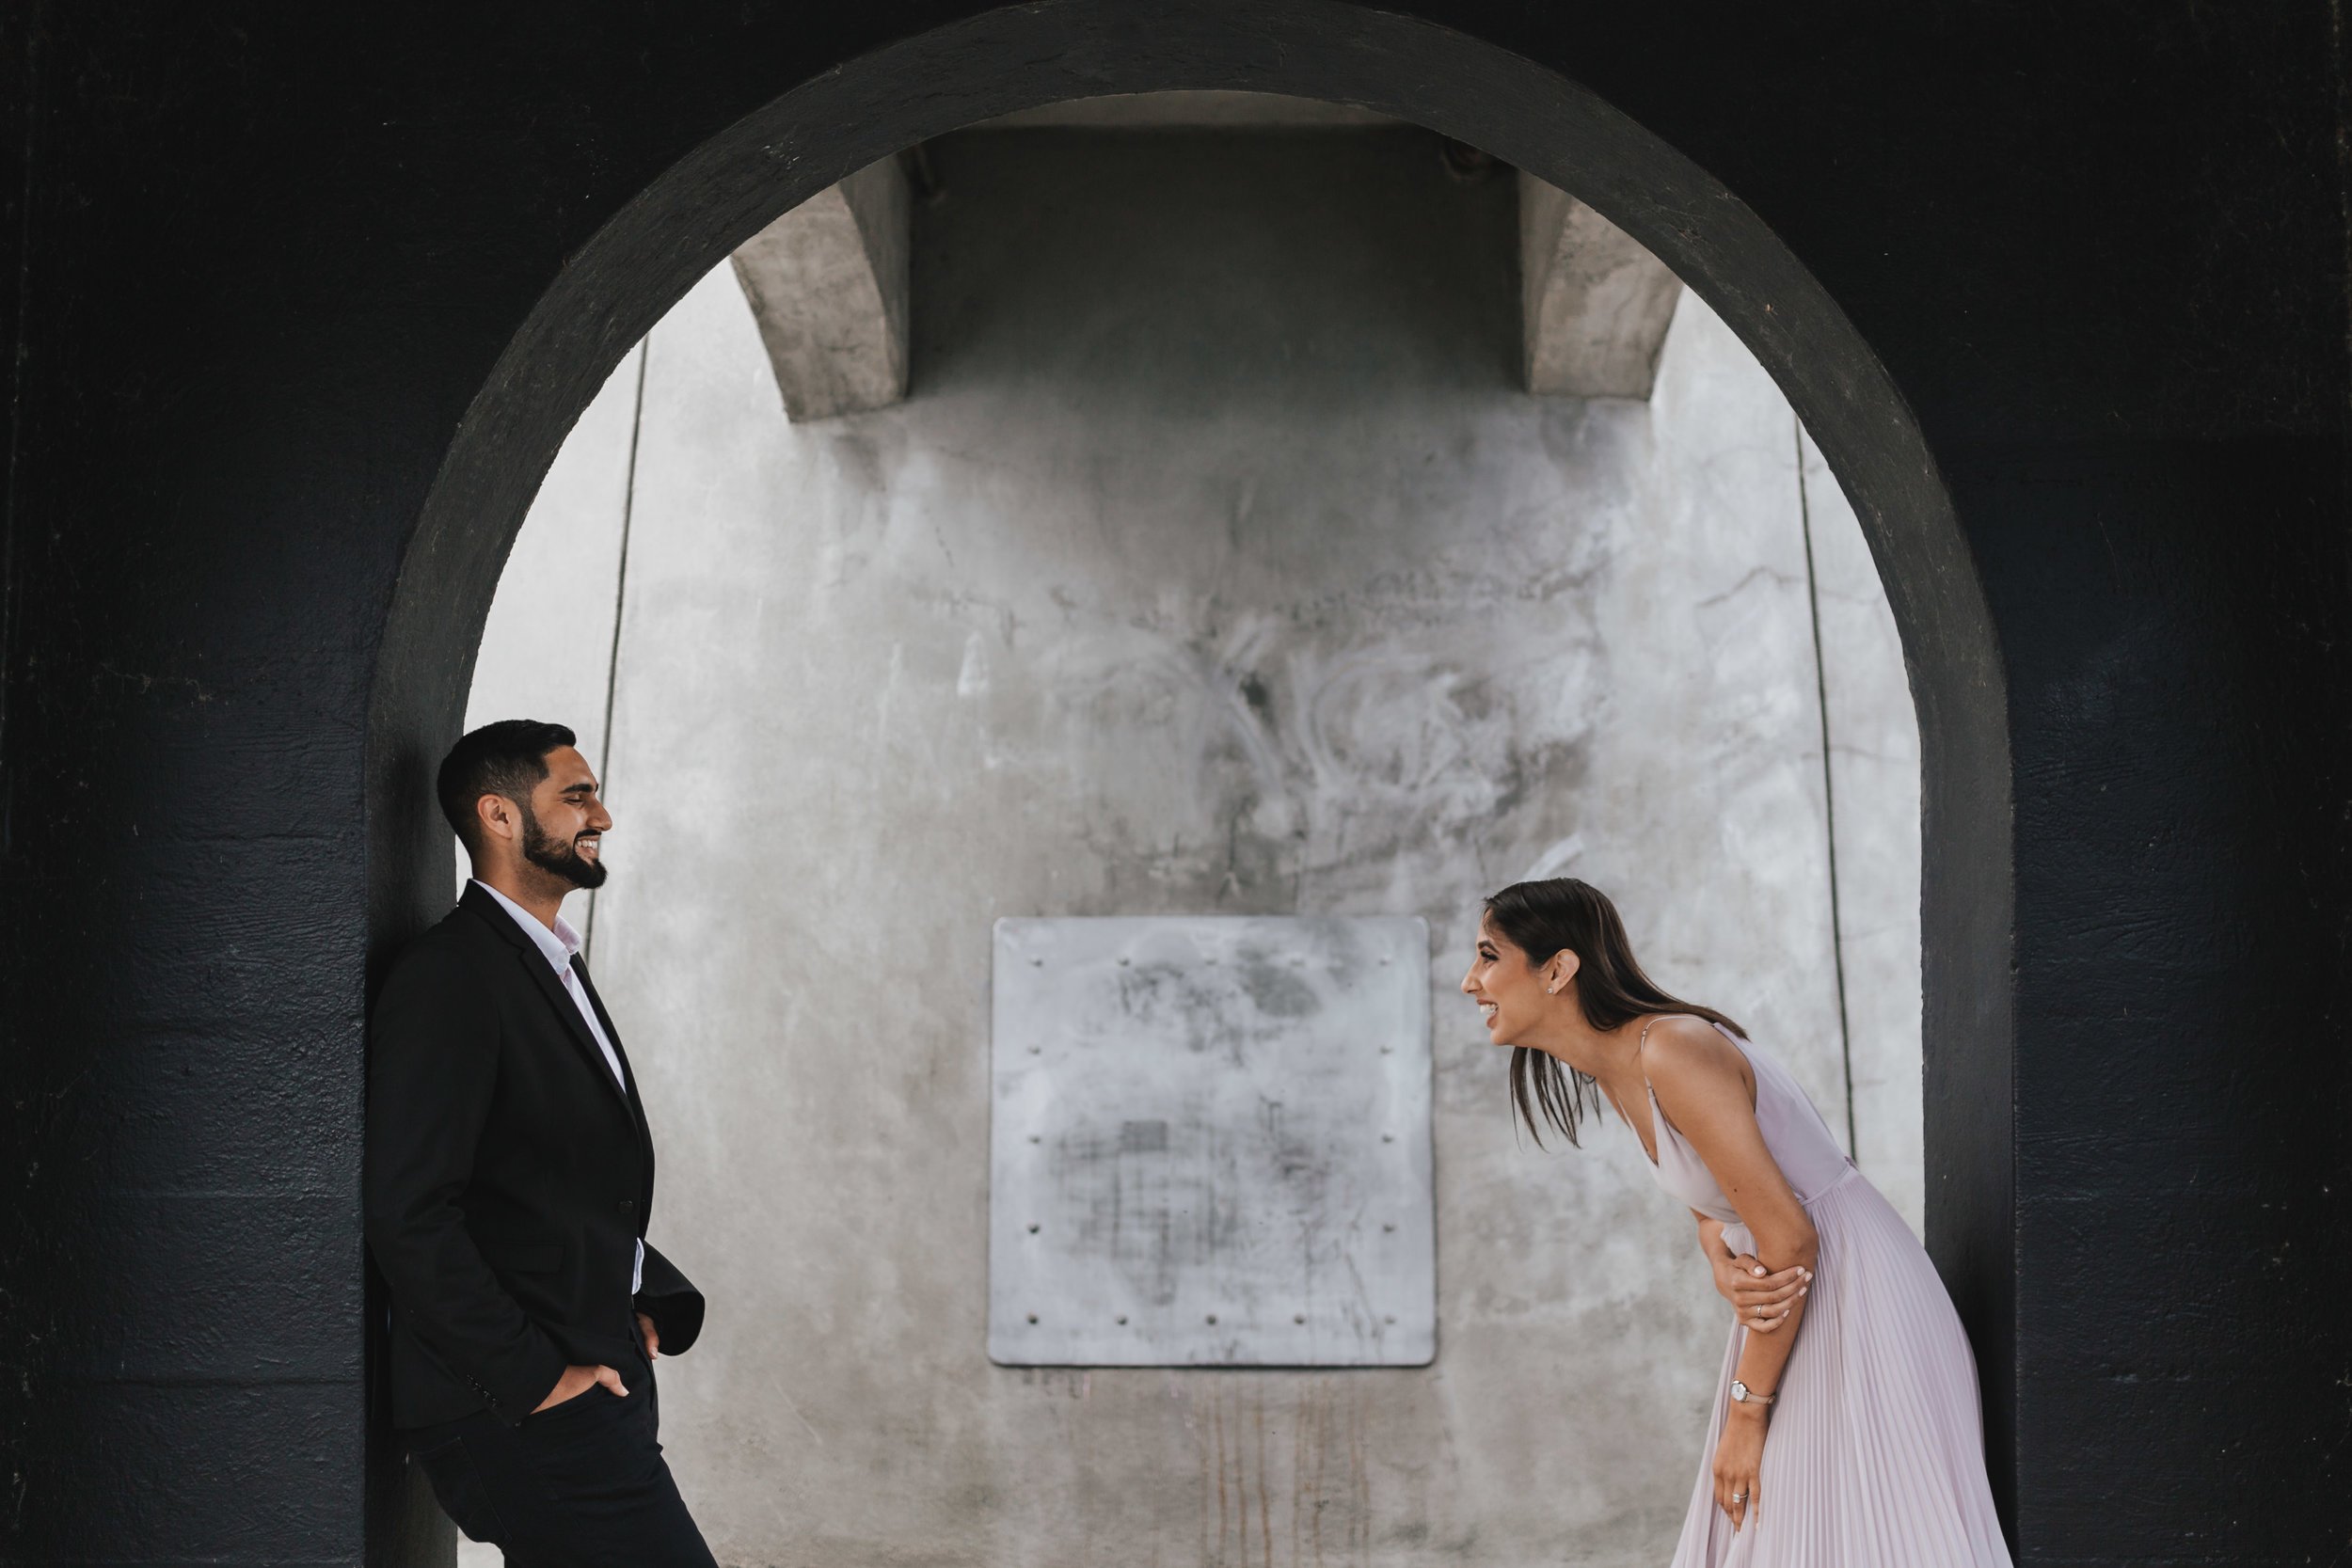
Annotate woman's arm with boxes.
[1646,1022,1818,1532]
[1695,1212,1805,1331]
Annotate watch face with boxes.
[1730,1381,1749,1402]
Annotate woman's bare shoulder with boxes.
[1639,1014,1749,1096]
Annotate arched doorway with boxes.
[366,11,2010,1560]
[460,106,1933,1563]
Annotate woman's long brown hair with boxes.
[1486,879,1745,1147]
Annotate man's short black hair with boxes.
[437,720,579,857]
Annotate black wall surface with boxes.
[0,5,2344,1564]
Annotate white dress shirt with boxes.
[471,879,644,1296]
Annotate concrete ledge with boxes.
[729,155,912,420]
[1520,171,1682,399]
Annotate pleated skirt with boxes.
[1669,1173,2013,1567]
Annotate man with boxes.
[365,720,715,1565]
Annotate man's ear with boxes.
[475,792,520,847]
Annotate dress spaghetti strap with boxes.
[1632,1014,1664,1085]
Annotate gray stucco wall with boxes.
[461,129,1921,1567]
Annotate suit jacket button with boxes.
[618,1198,636,1214]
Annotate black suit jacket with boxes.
[364,881,704,1429]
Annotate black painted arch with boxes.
[367,4,2012,1556]
[22,3,2346,1564]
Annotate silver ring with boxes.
[1732,1492,1747,1502]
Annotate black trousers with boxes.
[405,1351,716,1568]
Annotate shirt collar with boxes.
[469,879,584,971]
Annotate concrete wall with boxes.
[466,340,643,781]
[460,128,1921,1568]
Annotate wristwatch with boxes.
[1729,1380,1776,1407]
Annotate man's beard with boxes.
[521,802,608,890]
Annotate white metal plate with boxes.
[989,915,1434,1367]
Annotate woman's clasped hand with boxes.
[1708,1244,1809,1334]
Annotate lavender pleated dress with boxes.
[1644,1021,2011,1566]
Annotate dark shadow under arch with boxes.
[365,3,2013,1554]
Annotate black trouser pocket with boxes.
[413,1432,507,1544]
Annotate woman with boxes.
[1462,879,2010,1565]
